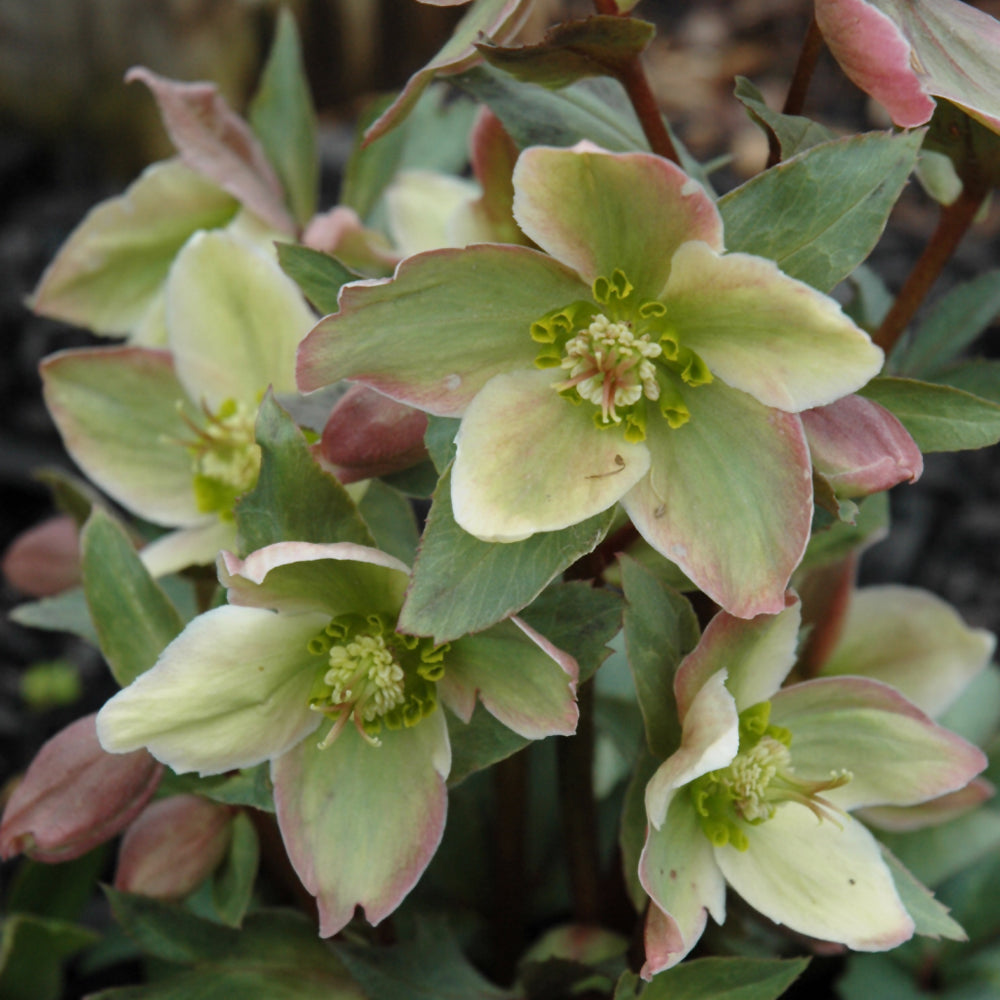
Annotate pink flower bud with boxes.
[802,395,922,499]
[0,714,162,862]
[2,515,81,597]
[318,383,429,484]
[114,795,233,900]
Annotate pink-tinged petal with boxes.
[273,709,449,935]
[451,369,650,541]
[818,585,995,717]
[771,676,987,810]
[318,385,428,485]
[716,804,915,950]
[2,516,80,597]
[443,616,578,739]
[513,145,722,299]
[115,795,233,900]
[888,0,1000,133]
[219,542,409,617]
[859,778,995,833]
[139,520,238,578]
[639,795,727,978]
[41,347,206,527]
[624,382,812,619]
[29,159,237,337]
[802,396,922,499]
[664,241,883,411]
[674,597,800,723]
[126,67,294,233]
[463,108,523,246]
[296,244,587,410]
[645,671,739,829]
[363,0,532,145]
[97,605,326,774]
[303,206,399,276]
[816,0,936,127]
[0,714,162,862]
[166,230,315,409]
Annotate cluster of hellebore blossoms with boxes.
[4,0,1000,996]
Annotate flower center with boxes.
[529,269,713,442]
[306,613,449,747]
[176,398,261,520]
[689,701,852,851]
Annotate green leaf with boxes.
[733,76,835,159]
[881,847,968,941]
[341,85,477,221]
[0,913,98,1000]
[9,587,98,645]
[81,507,185,686]
[893,270,1000,377]
[334,916,514,1000]
[357,479,420,565]
[7,847,109,922]
[620,556,699,759]
[476,16,655,89]
[248,9,318,226]
[425,415,461,474]
[399,465,615,642]
[234,393,373,553]
[931,359,1000,404]
[859,376,1000,452]
[211,811,259,928]
[641,956,810,1000]
[796,491,889,573]
[453,64,648,152]
[719,130,923,292]
[275,243,359,316]
[446,703,531,786]
[619,744,659,909]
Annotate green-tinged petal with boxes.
[41,347,205,526]
[296,244,587,411]
[97,605,326,773]
[639,795,727,977]
[674,598,800,723]
[167,229,315,408]
[624,381,812,619]
[451,369,650,541]
[219,542,409,618]
[513,145,722,299]
[442,616,578,738]
[818,585,995,716]
[771,677,987,810]
[645,670,739,829]
[385,170,481,255]
[859,778,995,833]
[272,709,450,936]
[716,803,914,950]
[30,159,237,336]
[140,520,238,577]
[664,241,883,411]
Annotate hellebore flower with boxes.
[298,144,882,617]
[97,541,578,934]
[638,597,987,976]
[815,0,1000,132]
[0,714,162,862]
[40,226,315,576]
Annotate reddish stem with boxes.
[768,15,825,167]
[873,176,989,355]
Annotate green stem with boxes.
[558,682,601,922]
[768,15,824,167]
[873,176,989,355]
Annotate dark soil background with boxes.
[1,1,998,996]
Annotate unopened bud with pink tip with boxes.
[114,794,234,900]
[0,714,162,862]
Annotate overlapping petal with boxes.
[451,369,651,540]
[624,381,812,618]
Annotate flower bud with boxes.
[0,714,162,861]
[2,515,81,597]
[114,794,233,900]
